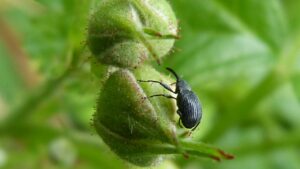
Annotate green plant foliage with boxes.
[0,0,300,168]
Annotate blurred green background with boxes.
[0,0,300,169]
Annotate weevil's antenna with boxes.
[166,67,179,81]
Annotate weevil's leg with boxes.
[179,130,190,138]
[138,80,176,93]
[170,82,176,86]
[177,110,184,128]
[148,94,176,100]
[183,153,189,159]
[177,118,182,128]
[191,121,201,131]
[176,110,182,116]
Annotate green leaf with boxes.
[169,33,273,90]
[5,0,91,77]
[171,0,287,51]
[165,0,300,145]
[167,0,288,94]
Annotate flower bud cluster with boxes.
[88,0,179,166]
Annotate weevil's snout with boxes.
[177,80,191,92]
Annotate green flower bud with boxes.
[87,0,178,68]
[93,66,177,166]
[93,66,235,166]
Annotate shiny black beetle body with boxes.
[138,68,202,131]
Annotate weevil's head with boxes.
[166,67,192,92]
[176,80,191,92]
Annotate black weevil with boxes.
[138,68,202,131]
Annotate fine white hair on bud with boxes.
[89,0,234,166]
[87,0,178,68]
[94,66,177,166]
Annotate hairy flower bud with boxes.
[89,0,234,166]
[87,0,178,68]
[93,66,177,166]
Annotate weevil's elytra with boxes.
[138,67,202,131]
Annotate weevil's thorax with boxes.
[176,80,191,93]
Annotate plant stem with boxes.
[0,48,84,129]
[0,18,40,88]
